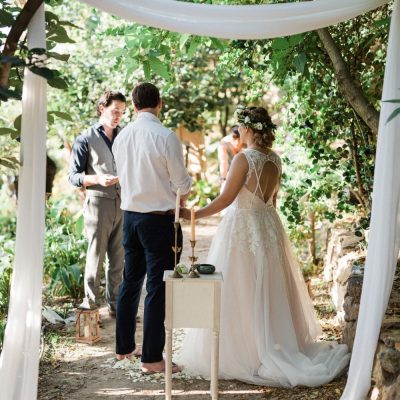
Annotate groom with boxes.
[112,82,192,373]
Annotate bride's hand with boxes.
[179,207,191,220]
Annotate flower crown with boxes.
[234,105,277,132]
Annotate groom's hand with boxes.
[179,207,190,220]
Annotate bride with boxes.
[178,106,350,387]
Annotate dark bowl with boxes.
[195,263,216,274]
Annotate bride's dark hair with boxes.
[242,107,276,149]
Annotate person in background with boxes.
[218,125,244,188]
[68,91,126,316]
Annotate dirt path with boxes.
[38,217,347,400]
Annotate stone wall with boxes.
[323,228,400,397]
[369,261,400,400]
[323,228,364,324]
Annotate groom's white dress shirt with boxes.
[112,112,192,213]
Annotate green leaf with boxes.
[0,10,14,26]
[45,11,60,23]
[383,99,400,104]
[211,38,226,51]
[0,87,22,101]
[49,111,73,121]
[180,34,190,50]
[288,34,304,47]
[374,17,390,28]
[48,26,75,44]
[48,76,68,90]
[68,263,81,284]
[29,66,55,80]
[0,54,25,67]
[0,128,19,136]
[60,268,72,290]
[386,107,400,124]
[13,115,21,131]
[143,60,151,80]
[293,53,307,74]
[106,48,126,58]
[187,39,199,57]
[75,214,84,237]
[149,56,169,80]
[271,38,289,50]
[59,20,81,30]
[47,52,70,62]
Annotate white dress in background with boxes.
[177,148,350,387]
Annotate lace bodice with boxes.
[232,148,282,210]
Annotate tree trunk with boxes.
[308,210,317,265]
[0,0,44,88]
[350,122,370,210]
[317,28,380,137]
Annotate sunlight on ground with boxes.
[95,388,262,396]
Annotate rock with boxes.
[383,375,400,400]
[346,274,363,299]
[343,296,359,322]
[379,348,400,375]
[342,321,357,351]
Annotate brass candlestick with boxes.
[171,222,182,278]
[188,240,200,278]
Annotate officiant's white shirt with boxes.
[112,111,192,212]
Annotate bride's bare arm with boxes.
[194,153,248,219]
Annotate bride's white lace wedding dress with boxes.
[177,148,350,387]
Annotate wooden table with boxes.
[164,271,223,400]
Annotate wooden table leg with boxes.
[211,330,219,400]
[165,328,173,400]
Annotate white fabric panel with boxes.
[80,0,389,39]
[0,5,47,400]
[341,0,400,398]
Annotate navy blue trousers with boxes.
[116,211,182,362]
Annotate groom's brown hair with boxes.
[132,82,160,110]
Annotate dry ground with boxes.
[38,217,347,400]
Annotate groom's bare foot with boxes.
[116,345,142,360]
[141,359,181,374]
[116,352,133,361]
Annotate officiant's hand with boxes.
[98,174,119,187]
[179,207,191,220]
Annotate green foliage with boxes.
[383,99,400,124]
[0,2,76,170]
[0,212,15,352]
[187,179,220,207]
[0,198,86,352]
[43,200,87,300]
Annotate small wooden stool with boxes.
[75,309,101,345]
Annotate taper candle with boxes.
[191,207,195,241]
[175,188,181,223]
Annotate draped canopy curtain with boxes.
[0,1,398,399]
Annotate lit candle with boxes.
[175,188,181,223]
[191,207,195,241]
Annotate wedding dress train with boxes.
[177,148,350,387]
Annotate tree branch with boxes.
[0,0,44,88]
[317,27,380,136]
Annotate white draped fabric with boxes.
[342,1,400,398]
[0,0,398,399]
[0,4,47,400]
[81,0,389,40]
